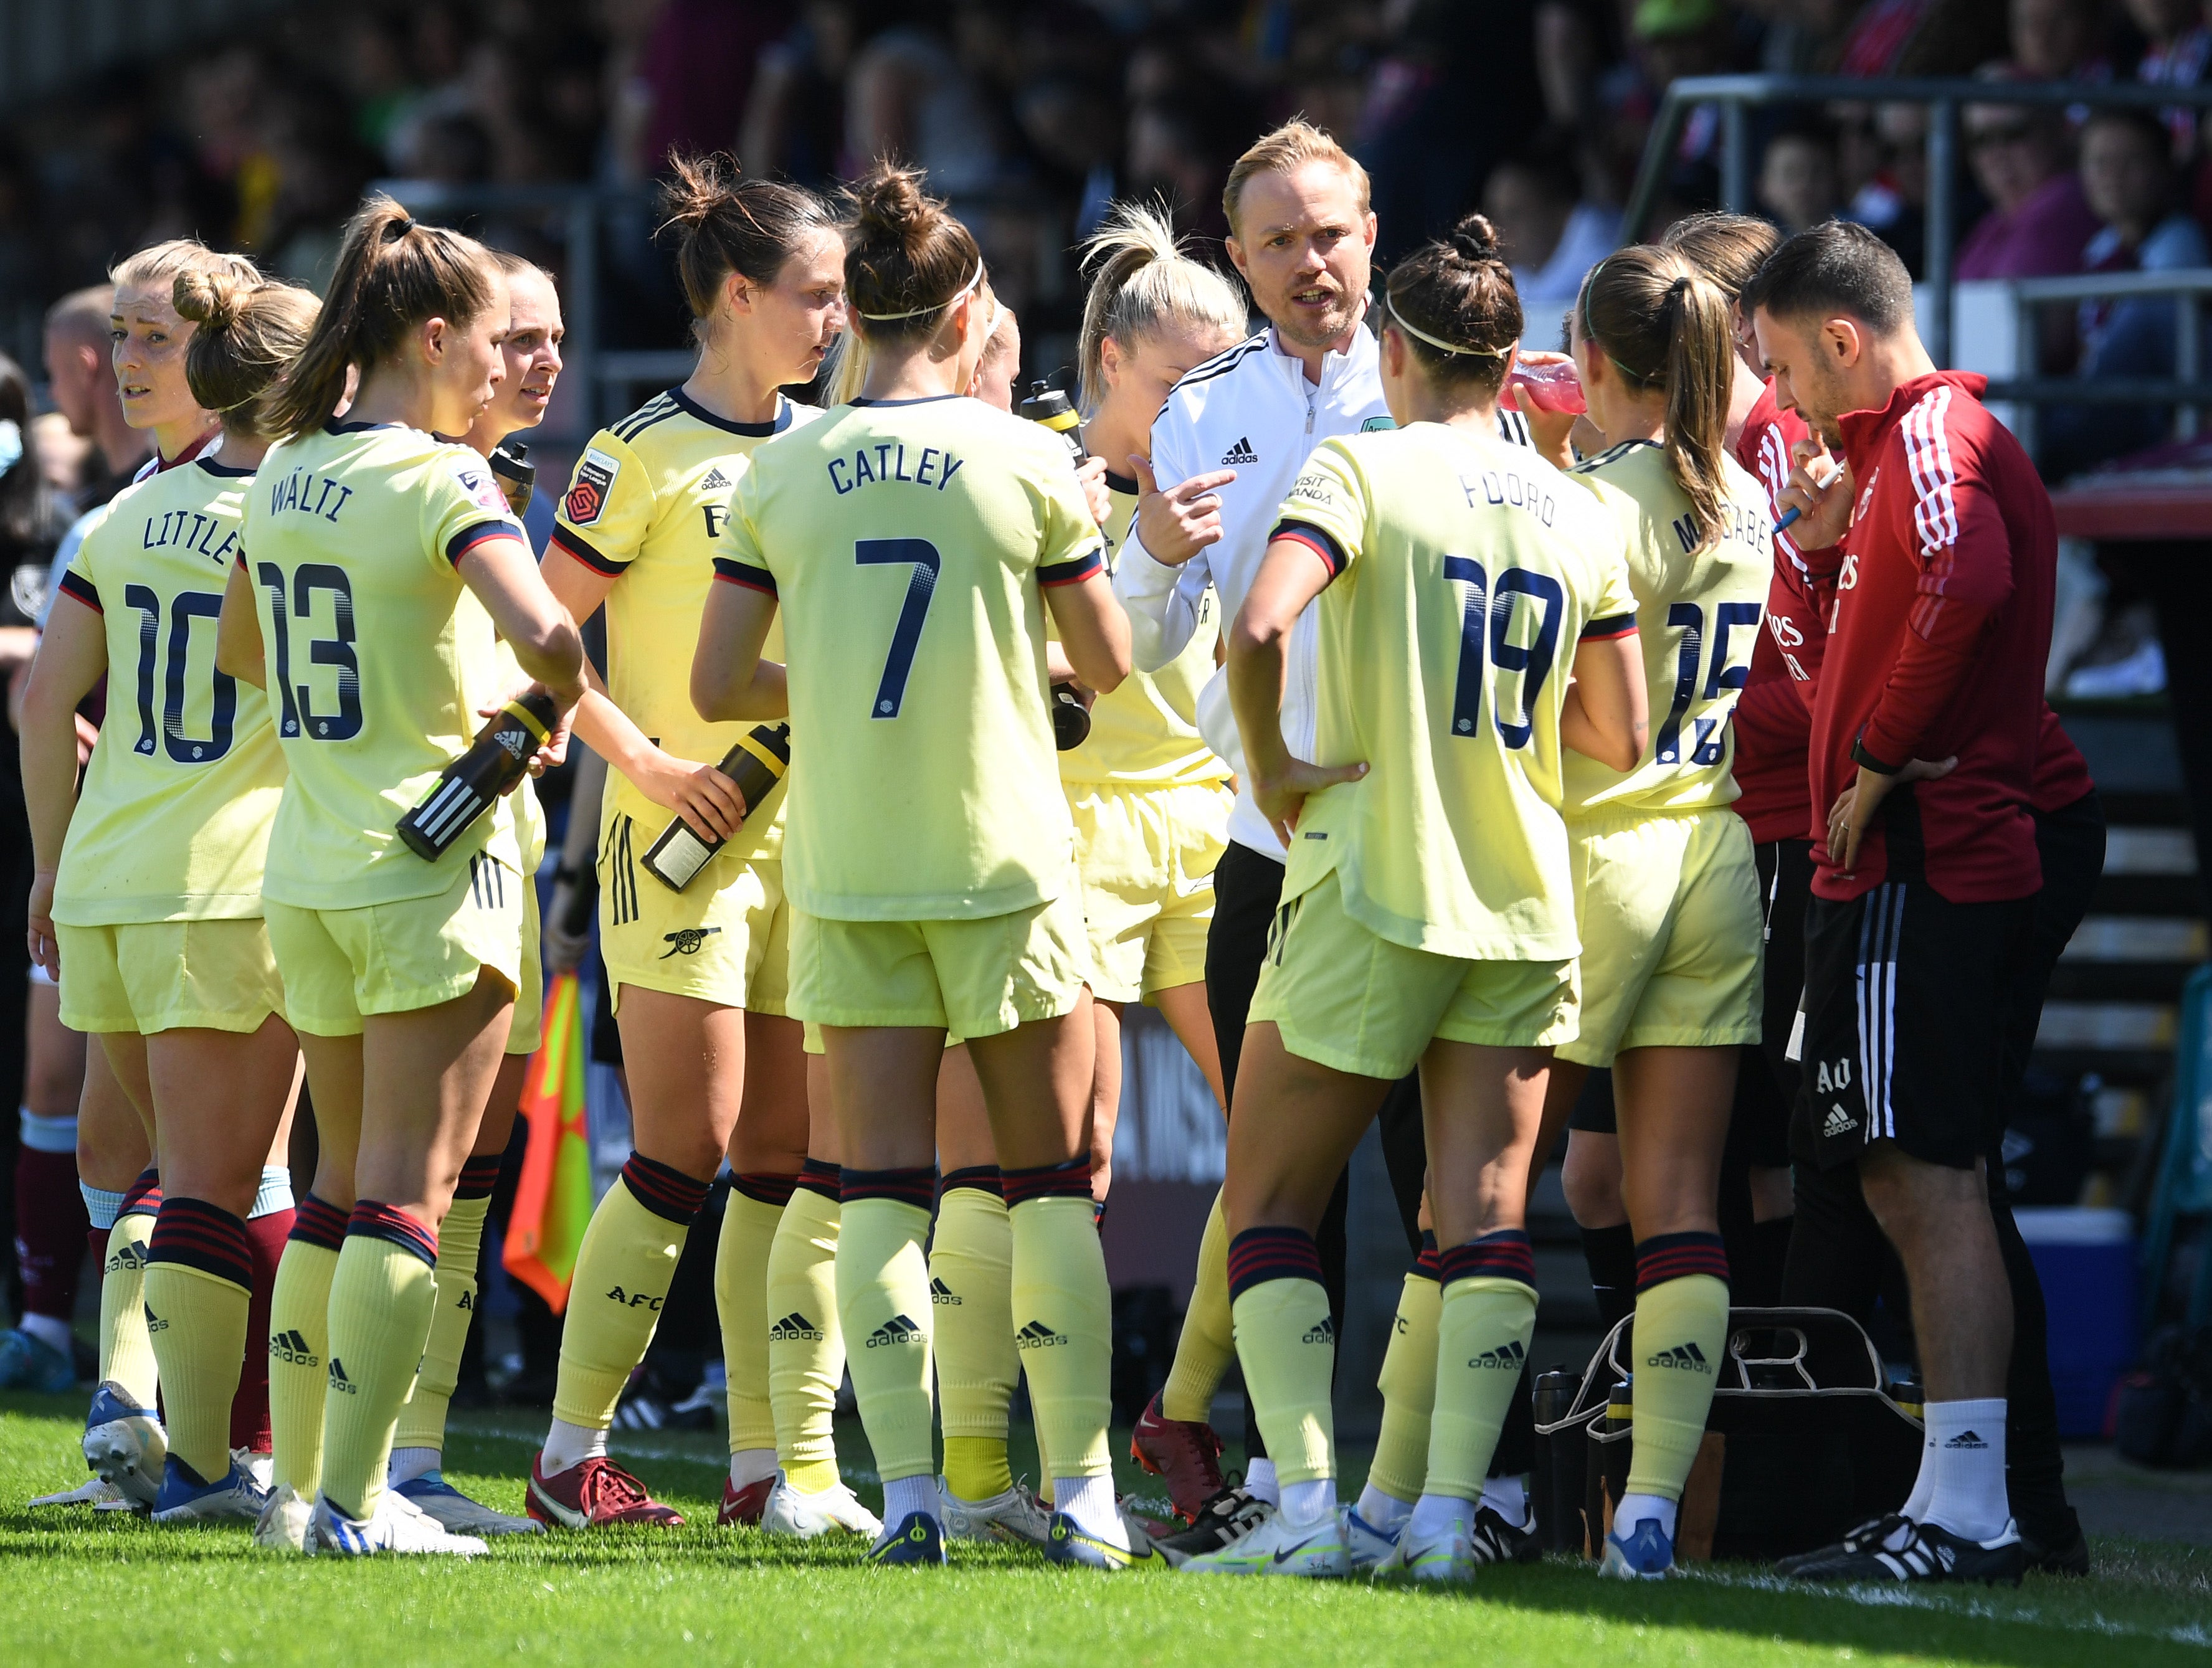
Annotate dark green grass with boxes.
[2,1390,2207,1666]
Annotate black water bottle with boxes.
[1019,379,1084,459]
[490,438,534,516]
[397,691,559,860]
[1532,1367,1581,1553]
[638,723,792,891]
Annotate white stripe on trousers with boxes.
[1853,884,1906,1143]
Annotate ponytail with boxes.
[1579,247,1734,547]
[1076,201,1247,413]
[174,270,321,439]
[267,196,494,438]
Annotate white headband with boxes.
[1382,287,1509,359]
[856,258,987,322]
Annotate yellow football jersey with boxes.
[1560,440,1772,817]
[1267,425,1638,961]
[715,394,1103,921]
[1053,477,1228,788]
[550,390,819,860]
[51,455,287,926]
[240,420,525,909]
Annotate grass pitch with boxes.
[3,1390,2208,1666]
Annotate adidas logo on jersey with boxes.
[769,1312,824,1343]
[1302,1317,1337,1347]
[1647,1342,1712,1373]
[269,1329,318,1367]
[1942,1429,1989,1450]
[327,1357,357,1394]
[930,1277,961,1306]
[605,1285,665,1311]
[1220,436,1258,466]
[698,465,731,491]
[1823,1104,1858,1139]
[866,1314,923,1348]
[1470,1339,1526,1370]
[1017,1320,1069,1350]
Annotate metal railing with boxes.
[1991,268,2212,456]
[1624,73,2212,371]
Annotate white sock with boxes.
[17,1312,70,1355]
[1479,1473,1529,1528]
[1922,1398,2009,1542]
[79,1182,126,1233]
[1356,1482,1412,1528]
[1615,1490,1678,1541]
[251,1165,295,1218]
[1245,1456,1280,1506]
[1279,1476,1335,1528]
[729,1447,778,1490]
[882,1473,939,1526]
[1408,1492,1474,1541]
[1901,1429,1936,1522]
[1055,1474,1128,1546]
[387,1446,440,1486]
[540,1418,609,1476]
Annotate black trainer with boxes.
[1155,1484,1271,1561]
[1782,1515,2025,1586]
[1468,1504,1542,1566]
[2021,1520,2091,1576]
[1775,1513,1907,1577]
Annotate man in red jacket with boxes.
[1749,222,2047,1585]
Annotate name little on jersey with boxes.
[140,506,240,566]
[826,442,967,496]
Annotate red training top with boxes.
[1810,371,2054,903]
[1729,381,1826,843]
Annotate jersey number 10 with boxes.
[122,585,235,764]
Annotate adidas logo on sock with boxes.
[1942,1429,1989,1449]
[327,1357,356,1395]
[699,465,731,491]
[865,1314,923,1348]
[1470,1339,1526,1370]
[1302,1316,1337,1346]
[143,1304,168,1335]
[269,1329,318,1367]
[1220,435,1258,466]
[1646,1342,1712,1373]
[1823,1103,1858,1138]
[930,1277,962,1307]
[605,1284,665,1311]
[107,1241,148,1274]
[768,1312,825,1343]
[1017,1320,1068,1350]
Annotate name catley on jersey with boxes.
[551,389,818,860]
[239,420,526,909]
[52,454,287,925]
[714,394,1103,921]
[1560,440,1773,817]
[1271,425,1636,960]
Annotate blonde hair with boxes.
[1222,119,1371,240]
[173,270,321,439]
[1076,201,1248,412]
[1578,246,1736,549]
[111,239,261,301]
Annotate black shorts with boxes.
[1792,879,2030,1172]
[1729,838,1813,1170]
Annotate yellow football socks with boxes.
[931,1171,1017,1502]
[319,1203,440,1520]
[391,1155,500,1456]
[835,1173,937,1484]
[719,1176,790,1465]
[1225,1226,1336,1487]
[267,1194,346,1495]
[1159,1187,1234,1424]
[141,1197,252,1483]
[99,1170,161,1406]
[1368,1252,1443,1504]
[1624,1234,1731,1504]
[1005,1164,1114,1487]
[1426,1233,1540,1500]
[550,1152,710,1432]
[767,1164,845,1492]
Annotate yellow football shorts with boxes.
[1559,805,1763,1069]
[789,877,1089,1041]
[506,879,543,1056]
[55,917,286,1036]
[266,850,523,1038]
[599,812,789,1016]
[1250,870,1578,1080]
[1069,779,1228,1005]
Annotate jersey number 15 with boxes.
[1656,600,1760,767]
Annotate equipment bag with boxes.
[1532,1306,1922,1561]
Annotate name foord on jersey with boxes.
[1458,465,1557,526]
[266,467,353,523]
[826,442,967,496]
[141,506,239,567]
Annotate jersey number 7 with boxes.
[856,538,940,719]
